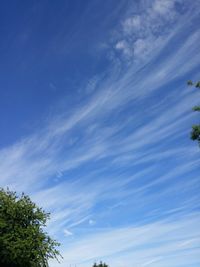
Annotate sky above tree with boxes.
[0,1,200,267]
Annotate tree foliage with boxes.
[93,261,109,267]
[0,188,61,267]
[187,80,200,146]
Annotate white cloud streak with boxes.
[0,2,200,267]
[52,214,200,267]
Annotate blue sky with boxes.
[0,0,200,266]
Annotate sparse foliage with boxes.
[93,261,109,267]
[188,80,200,146]
[0,188,61,267]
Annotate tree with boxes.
[93,261,109,267]
[187,80,200,146]
[0,188,61,267]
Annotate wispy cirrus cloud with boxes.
[113,0,195,62]
[0,1,200,267]
[51,213,200,267]
[1,18,199,225]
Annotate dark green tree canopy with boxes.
[187,80,200,88]
[0,188,61,267]
[187,80,200,146]
[93,261,109,267]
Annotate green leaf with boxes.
[0,188,62,267]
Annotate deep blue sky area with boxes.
[0,1,200,267]
[0,0,129,147]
